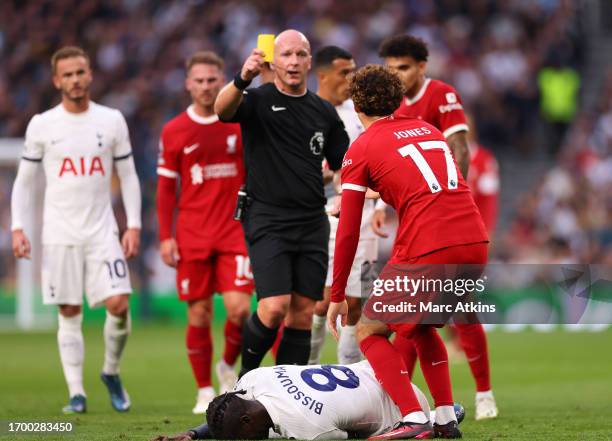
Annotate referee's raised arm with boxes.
[214,49,265,121]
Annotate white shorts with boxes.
[326,215,378,297]
[42,241,132,308]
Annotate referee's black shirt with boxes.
[222,83,349,212]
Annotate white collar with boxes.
[405,78,431,106]
[187,105,219,125]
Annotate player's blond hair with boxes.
[185,51,225,73]
[51,46,90,74]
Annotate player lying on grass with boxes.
[150,361,464,440]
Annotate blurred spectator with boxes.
[538,58,581,154]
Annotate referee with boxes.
[215,29,349,375]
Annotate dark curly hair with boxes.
[378,35,429,62]
[349,64,404,116]
[206,391,249,439]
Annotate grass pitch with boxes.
[1,325,611,440]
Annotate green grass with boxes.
[1,325,611,440]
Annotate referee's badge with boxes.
[309,131,325,156]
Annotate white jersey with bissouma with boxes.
[21,102,133,245]
[334,99,375,239]
[235,361,430,440]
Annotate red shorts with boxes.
[385,242,489,337]
[176,252,254,302]
[389,241,489,265]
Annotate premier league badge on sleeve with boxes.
[309,131,325,156]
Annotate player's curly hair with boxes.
[349,64,404,116]
[378,35,429,62]
[206,390,250,439]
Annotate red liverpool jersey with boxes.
[394,78,468,139]
[342,117,486,261]
[157,106,246,259]
[468,143,499,234]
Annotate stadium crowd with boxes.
[500,70,612,264]
[0,0,605,287]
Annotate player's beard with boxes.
[64,86,89,103]
[196,94,216,114]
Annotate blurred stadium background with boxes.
[0,1,611,440]
[1,0,611,329]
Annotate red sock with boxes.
[360,335,422,416]
[271,322,284,361]
[455,324,491,392]
[393,334,418,378]
[413,326,453,407]
[186,324,212,388]
[223,320,243,366]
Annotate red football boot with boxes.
[368,422,434,440]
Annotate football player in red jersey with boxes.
[373,36,499,420]
[328,65,489,439]
[466,114,499,236]
[156,52,253,414]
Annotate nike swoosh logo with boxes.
[431,360,447,366]
[234,279,250,286]
[246,348,258,354]
[183,143,200,154]
[271,105,286,112]
[400,370,409,374]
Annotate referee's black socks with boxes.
[276,327,312,366]
[239,312,279,378]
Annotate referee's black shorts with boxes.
[242,201,329,300]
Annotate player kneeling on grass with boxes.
[150,361,465,440]
[11,46,141,414]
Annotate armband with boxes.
[233,72,252,90]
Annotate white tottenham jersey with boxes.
[22,102,132,245]
[235,361,430,440]
[336,99,375,240]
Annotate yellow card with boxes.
[257,34,275,62]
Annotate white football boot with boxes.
[192,386,216,415]
[215,360,238,394]
[475,391,499,420]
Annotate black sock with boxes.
[239,312,279,378]
[276,327,312,365]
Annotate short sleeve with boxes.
[434,84,468,138]
[221,89,258,123]
[22,115,44,162]
[112,111,133,160]
[157,127,180,179]
[340,140,368,193]
[324,105,350,171]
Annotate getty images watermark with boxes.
[370,275,491,315]
[358,263,612,325]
